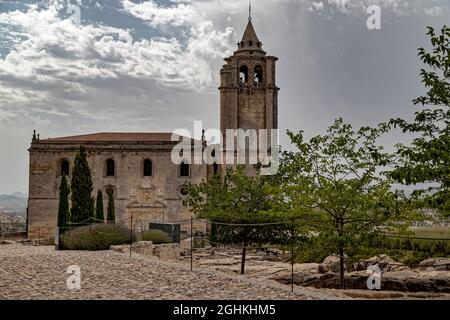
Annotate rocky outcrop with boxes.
[275,270,450,293]
[318,255,349,274]
[111,241,153,257]
[0,240,15,245]
[419,258,450,271]
[180,238,192,256]
[152,244,181,260]
[111,241,181,260]
[354,254,409,272]
[16,239,34,246]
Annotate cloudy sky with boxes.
[0,0,448,194]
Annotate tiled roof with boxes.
[40,132,188,143]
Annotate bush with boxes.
[141,230,171,244]
[60,224,134,251]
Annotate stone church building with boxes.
[27,16,279,239]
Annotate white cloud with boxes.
[0,3,233,89]
[121,0,197,27]
[0,1,234,125]
[424,6,444,17]
[328,0,353,13]
[310,2,325,12]
[323,0,446,16]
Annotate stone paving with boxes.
[0,244,341,300]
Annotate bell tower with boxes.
[219,12,279,136]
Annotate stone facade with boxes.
[27,134,207,239]
[26,17,278,240]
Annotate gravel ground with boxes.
[0,244,342,300]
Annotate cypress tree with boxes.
[70,145,95,224]
[106,185,115,223]
[95,189,104,223]
[57,175,70,230]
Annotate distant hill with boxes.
[10,192,27,199]
[0,193,28,217]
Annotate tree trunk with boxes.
[339,246,345,289]
[241,242,247,275]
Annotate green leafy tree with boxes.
[184,166,292,274]
[106,185,115,223]
[95,190,104,223]
[70,145,95,224]
[279,119,416,288]
[57,175,70,230]
[390,26,450,216]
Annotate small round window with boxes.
[180,186,189,196]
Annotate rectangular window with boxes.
[180,162,190,177]
[144,159,153,177]
[106,159,115,177]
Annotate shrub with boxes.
[60,224,134,251]
[141,230,171,244]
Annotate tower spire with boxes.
[236,1,264,54]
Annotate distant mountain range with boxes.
[0,192,28,217]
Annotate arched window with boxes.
[106,159,115,177]
[239,65,248,84]
[143,159,153,177]
[61,160,70,176]
[180,162,190,177]
[248,40,253,47]
[254,65,263,84]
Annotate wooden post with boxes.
[190,217,193,271]
[130,214,133,259]
[339,247,345,289]
[240,242,247,275]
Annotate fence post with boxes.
[291,218,294,293]
[130,214,133,259]
[190,217,193,272]
[55,227,59,251]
